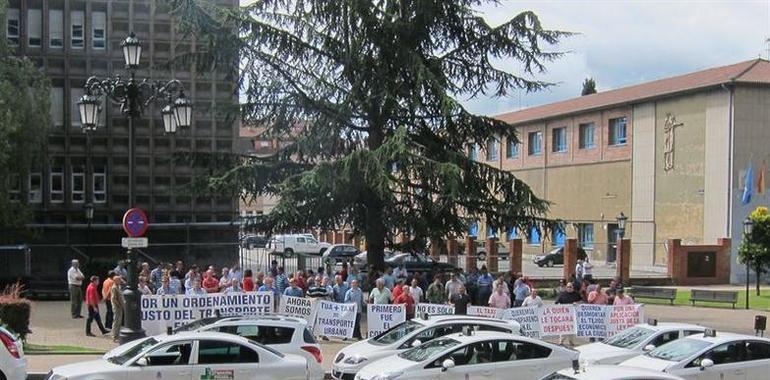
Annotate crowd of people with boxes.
[67,255,633,344]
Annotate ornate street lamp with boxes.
[77,32,193,344]
[616,212,628,236]
[744,216,754,310]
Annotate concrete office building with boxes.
[478,59,770,282]
[5,0,240,278]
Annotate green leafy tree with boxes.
[167,0,569,269]
[0,1,51,239]
[738,206,770,296]
[581,77,596,95]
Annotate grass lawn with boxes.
[637,288,770,310]
[23,343,106,355]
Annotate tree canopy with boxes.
[0,1,50,238]
[167,0,569,268]
[738,206,770,295]
[581,77,596,95]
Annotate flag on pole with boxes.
[757,160,766,194]
[742,162,754,205]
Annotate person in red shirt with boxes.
[394,285,415,319]
[242,269,255,292]
[392,279,405,300]
[202,270,220,293]
[85,275,109,336]
[294,270,307,291]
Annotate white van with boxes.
[267,234,330,256]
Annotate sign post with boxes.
[119,208,149,344]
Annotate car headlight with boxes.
[372,372,403,380]
[344,355,368,365]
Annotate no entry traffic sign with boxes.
[122,208,149,237]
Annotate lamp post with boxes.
[615,212,627,281]
[85,203,94,258]
[743,217,754,310]
[78,32,193,344]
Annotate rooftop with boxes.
[495,59,770,125]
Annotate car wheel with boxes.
[537,263,544,268]
[546,259,554,267]
[478,252,486,261]
[284,248,294,257]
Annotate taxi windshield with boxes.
[603,326,654,348]
[646,338,711,362]
[109,337,159,365]
[371,320,423,345]
[398,337,460,362]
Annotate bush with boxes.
[0,283,32,340]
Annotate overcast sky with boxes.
[466,0,770,116]
[240,0,770,116]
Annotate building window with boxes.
[552,127,567,153]
[487,225,497,239]
[71,166,85,203]
[468,144,479,161]
[609,116,627,145]
[27,9,42,47]
[485,137,498,161]
[49,9,63,48]
[71,87,84,127]
[28,173,42,203]
[552,228,566,247]
[528,131,543,156]
[468,220,478,237]
[579,122,595,149]
[5,8,19,46]
[507,227,518,240]
[92,11,106,49]
[93,166,107,203]
[8,174,20,203]
[578,223,594,249]
[528,226,541,245]
[50,165,64,203]
[70,11,84,49]
[506,138,519,159]
[50,87,64,127]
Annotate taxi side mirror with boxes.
[135,356,149,366]
[700,358,715,370]
[411,339,422,348]
[643,344,655,352]
[441,359,455,372]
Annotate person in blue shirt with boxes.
[274,267,289,295]
[344,279,365,340]
[380,268,396,290]
[476,265,494,306]
[283,278,304,298]
[185,280,206,296]
[332,275,349,303]
[258,277,280,308]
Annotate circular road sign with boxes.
[122,208,149,237]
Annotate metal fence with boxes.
[240,247,325,275]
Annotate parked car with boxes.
[354,249,396,270]
[51,332,318,380]
[386,252,456,274]
[576,322,707,365]
[354,331,577,380]
[240,234,268,249]
[533,246,587,267]
[541,365,688,380]
[0,326,25,380]
[619,330,770,380]
[323,244,361,263]
[333,315,520,380]
[267,234,330,256]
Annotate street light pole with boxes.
[743,217,754,310]
[77,32,193,344]
[85,203,94,258]
[616,212,627,282]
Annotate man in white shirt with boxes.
[409,278,423,303]
[68,259,85,318]
[445,273,463,301]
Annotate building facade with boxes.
[5,0,240,278]
[481,59,770,282]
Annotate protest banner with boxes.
[313,300,358,339]
[140,292,273,335]
[500,306,541,339]
[606,304,645,337]
[538,305,576,337]
[367,304,406,338]
[468,306,504,319]
[575,304,609,338]
[415,303,455,316]
[279,295,319,327]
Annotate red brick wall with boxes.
[667,238,731,285]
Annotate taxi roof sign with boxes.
[704,328,717,337]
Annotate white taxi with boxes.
[541,365,687,380]
[332,315,520,380]
[0,326,25,380]
[46,332,319,380]
[619,329,770,379]
[576,321,706,364]
[355,331,578,380]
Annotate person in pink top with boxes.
[587,282,609,305]
[488,283,511,309]
[613,287,635,305]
